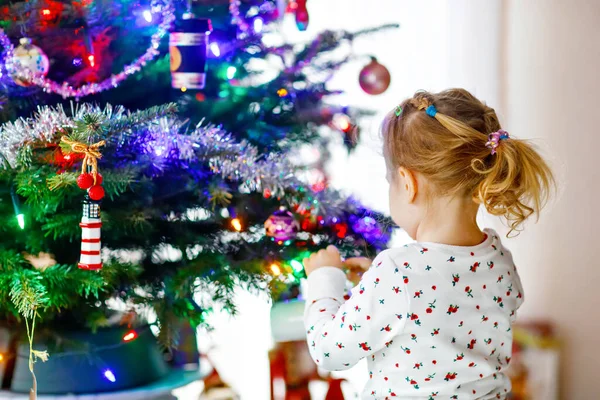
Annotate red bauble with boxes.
[77,173,94,190]
[95,173,103,185]
[88,185,105,201]
[359,57,391,95]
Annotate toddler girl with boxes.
[303,89,553,399]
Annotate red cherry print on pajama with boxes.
[426,308,432,313]
[476,305,480,310]
[367,315,371,320]
[483,284,487,289]
[432,285,437,290]
[395,363,399,368]
[470,252,475,256]
[432,360,437,364]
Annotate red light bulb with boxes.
[122,330,138,342]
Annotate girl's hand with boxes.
[303,245,343,276]
[343,257,372,286]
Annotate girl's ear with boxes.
[398,167,418,203]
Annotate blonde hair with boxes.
[383,89,554,235]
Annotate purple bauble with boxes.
[264,207,299,241]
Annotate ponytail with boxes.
[473,138,554,236]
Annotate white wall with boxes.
[503,0,600,397]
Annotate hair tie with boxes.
[425,105,437,117]
[394,105,403,117]
[486,129,510,155]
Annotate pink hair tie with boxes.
[486,129,510,155]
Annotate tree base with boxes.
[0,325,197,395]
[0,368,202,399]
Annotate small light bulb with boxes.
[253,18,264,33]
[88,55,95,67]
[142,10,153,23]
[270,263,282,276]
[17,214,25,230]
[122,330,138,342]
[104,369,116,383]
[290,260,304,273]
[42,9,51,16]
[181,87,187,92]
[210,42,221,57]
[0,353,4,362]
[226,66,237,80]
[231,218,242,232]
[277,88,288,97]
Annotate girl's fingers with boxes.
[344,257,372,270]
[326,245,340,255]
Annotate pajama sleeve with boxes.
[304,251,409,371]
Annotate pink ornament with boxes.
[359,57,391,95]
[264,207,299,241]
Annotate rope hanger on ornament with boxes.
[60,136,105,185]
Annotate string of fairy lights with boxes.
[0,0,176,98]
[0,328,145,385]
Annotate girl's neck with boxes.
[414,196,484,247]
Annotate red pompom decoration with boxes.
[88,185,105,201]
[77,173,94,190]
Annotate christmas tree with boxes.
[0,0,395,394]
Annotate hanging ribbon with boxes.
[60,136,105,184]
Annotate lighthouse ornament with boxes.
[60,136,106,270]
[78,195,103,270]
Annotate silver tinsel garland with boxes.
[0,103,370,218]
